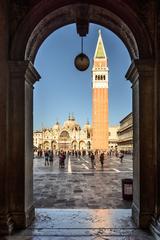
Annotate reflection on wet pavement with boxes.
[33,155,133,208]
[4,155,154,239]
[5,209,154,239]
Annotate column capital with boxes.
[125,59,154,84]
[9,60,41,85]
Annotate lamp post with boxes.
[74,37,90,71]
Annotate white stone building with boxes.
[108,125,120,150]
[33,115,92,151]
[117,112,133,153]
[33,115,122,152]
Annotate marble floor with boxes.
[4,209,155,240]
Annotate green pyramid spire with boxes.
[95,30,106,59]
[96,42,105,58]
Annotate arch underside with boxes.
[10,3,152,62]
[25,5,138,62]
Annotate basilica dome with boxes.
[83,120,91,130]
[63,115,80,130]
[52,121,61,130]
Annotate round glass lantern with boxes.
[74,53,90,71]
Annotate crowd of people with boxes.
[44,150,53,166]
[88,151,107,169]
[35,148,125,169]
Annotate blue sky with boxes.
[34,23,132,130]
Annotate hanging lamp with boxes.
[74,37,90,71]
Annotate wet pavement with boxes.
[3,155,155,239]
[34,154,133,208]
[4,209,154,239]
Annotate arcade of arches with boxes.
[0,0,159,238]
[34,116,92,152]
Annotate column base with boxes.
[0,213,14,235]
[11,205,35,229]
[150,217,160,240]
[132,203,152,228]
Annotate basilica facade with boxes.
[33,115,92,151]
[33,115,122,152]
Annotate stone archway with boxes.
[1,0,158,235]
[11,3,153,61]
[72,140,78,150]
[51,140,58,151]
[43,141,50,150]
[58,130,70,150]
[79,141,86,150]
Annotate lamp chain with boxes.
[81,37,83,53]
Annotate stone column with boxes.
[0,0,15,235]
[150,13,160,239]
[9,61,40,229]
[126,59,155,228]
[150,62,160,238]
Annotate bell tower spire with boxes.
[92,30,109,151]
[94,29,107,59]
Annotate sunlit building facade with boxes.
[117,112,133,153]
[33,115,92,151]
[108,125,120,150]
[33,116,123,152]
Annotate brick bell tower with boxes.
[92,30,109,151]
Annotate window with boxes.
[59,131,70,141]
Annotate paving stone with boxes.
[33,155,133,209]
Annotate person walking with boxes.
[90,152,95,169]
[119,152,124,163]
[49,150,53,166]
[99,152,104,168]
[59,151,66,168]
[78,150,81,158]
[44,150,49,166]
